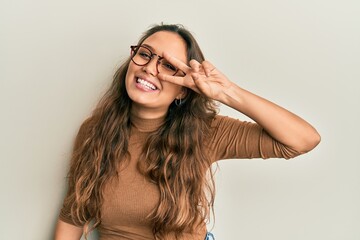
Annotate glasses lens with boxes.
[132,46,152,66]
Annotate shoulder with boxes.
[73,117,95,151]
[210,114,248,128]
[209,114,262,141]
[211,114,229,126]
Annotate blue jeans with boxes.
[205,232,215,240]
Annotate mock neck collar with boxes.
[130,114,165,132]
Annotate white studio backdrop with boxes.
[1,0,359,239]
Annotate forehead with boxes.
[142,31,187,62]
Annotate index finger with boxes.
[163,52,191,73]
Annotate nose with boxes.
[143,57,159,76]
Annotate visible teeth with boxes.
[137,78,157,90]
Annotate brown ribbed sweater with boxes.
[59,115,301,239]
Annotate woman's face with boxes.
[125,31,187,119]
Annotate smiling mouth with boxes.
[136,78,158,90]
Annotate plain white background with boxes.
[1,0,359,239]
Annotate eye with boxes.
[138,50,151,60]
[161,60,177,71]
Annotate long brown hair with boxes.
[63,23,218,239]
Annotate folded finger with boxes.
[202,60,216,77]
[189,59,201,72]
[191,72,200,81]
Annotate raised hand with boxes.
[157,52,233,101]
[158,53,320,153]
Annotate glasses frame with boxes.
[130,45,185,76]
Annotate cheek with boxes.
[162,82,182,94]
[125,64,137,84]
[126,63,135,76]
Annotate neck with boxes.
[131,103,168,119]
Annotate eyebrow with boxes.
[141,44,155,52]
[141,44,164,58]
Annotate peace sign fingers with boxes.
[158,53,201,93]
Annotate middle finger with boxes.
[163,52,191,73]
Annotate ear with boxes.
[176,87,187,100]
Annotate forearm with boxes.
[219,83,321,153]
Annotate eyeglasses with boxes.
[130,45,185,76]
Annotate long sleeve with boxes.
[208,115,303,162]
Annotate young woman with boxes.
[55,24,320,240]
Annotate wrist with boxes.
[219,83,245,108]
